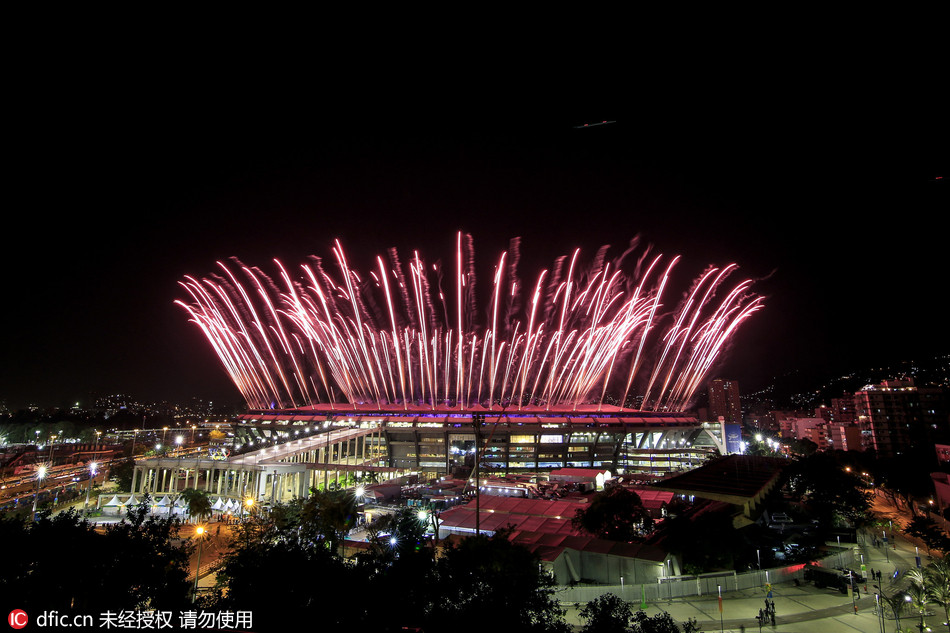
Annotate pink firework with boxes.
[176,232,763,412]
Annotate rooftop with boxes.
[652,454,787,506]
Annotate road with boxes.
[562,492,941,632]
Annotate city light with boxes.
[177,233,762,411]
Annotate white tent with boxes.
[102,495,123,515]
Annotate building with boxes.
[652,454,788,528]
[778,416,828,450]
[235,404,725,480]
[829,394,857,424]
[854,378,949,458]
[123,404,726,506]
[829,423,864,452]
[708,379,742,426]
[436,495,673,585]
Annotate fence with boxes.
[554,545,858,605]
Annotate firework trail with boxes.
[176,232,763,412]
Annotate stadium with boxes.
[128,234,757,503]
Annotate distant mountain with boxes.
[742,354,949,411]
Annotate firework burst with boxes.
[176,232,762,412]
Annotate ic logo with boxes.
[8,610,28,629]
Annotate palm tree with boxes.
[925,558,950,626]
[881,591,911,633]
[178,488,213,522]
[906,577,930,632]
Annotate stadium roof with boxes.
[651,454,787,521]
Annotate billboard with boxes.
[725,424,743,454]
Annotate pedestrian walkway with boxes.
[564,523,926,632]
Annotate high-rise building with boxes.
[708,379,742,426]
[829,423,864,452]
[853,378,949,458]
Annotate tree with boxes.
[213,528,363,630]
[905,572,931,632]
[425,531,571,633]
[580,593,633,633]
[785,452,872,528]
[299,488,358,551]
[658,502,745,572]
[0,507,191,612]
[904,515,950,554]
[629,609,691,633]
[875,449,940,515]
[110,457,136,492]
[908,557,950,626]
[178,488,213,522]
[360,505,429,566]
[880,591,912,633]
[211,501,572,633]
[572,486,654,541]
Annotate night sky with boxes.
[3,51,946,411]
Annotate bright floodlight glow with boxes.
[176,436,183,445]
[196,526,205,536]
[89,462,98,473]
[355,485,365,498]
[177,233,762,411]
[417,509,429,521]
[37,465,47,479]
[389,536,398,547]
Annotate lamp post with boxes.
[894,594,911,633]
[83,462,98,515]
[848,569,858,615]
[31,465,48,521]
[717,584,724,633]
[193,525,206,602]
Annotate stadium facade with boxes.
[125,403,725,505]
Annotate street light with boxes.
[192,525,207,602]
[895,594,911,633]
[83,462,98,515]
[32,465,48,521]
